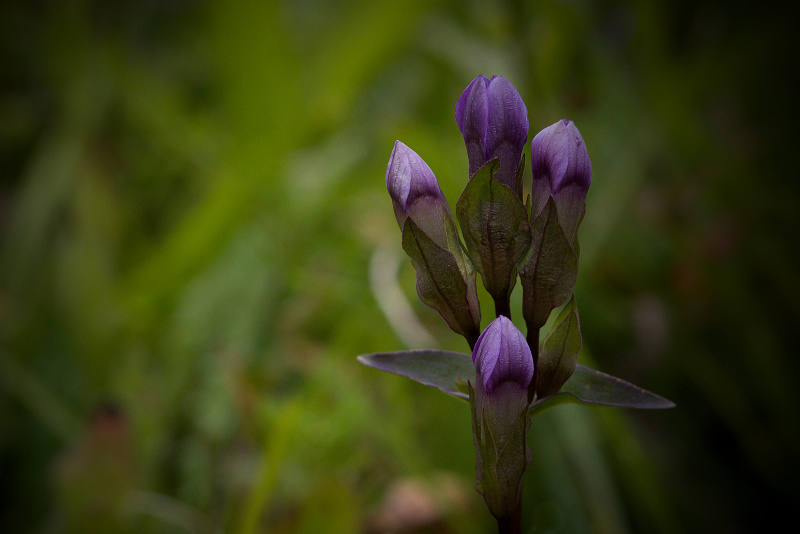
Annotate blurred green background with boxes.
[1,0,798,532]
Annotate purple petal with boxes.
[386,140,442,212]
[455,75,490,135]
[472,316,534,393]
[484,76,529,159]
[530,119,591,194]
[483,77,528,189]
[455,76,490,177]
[456,76,528,189]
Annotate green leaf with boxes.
[519,198,578,329]
[530,364,676,417]
[456,159,531,304]
[536,296,582,398]
[357,350,473,400]
[401,218,481,346]
[357,352,675,415]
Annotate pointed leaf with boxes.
[402,218,481,345]
[357,350,473,399]
[536,297,581,398]
[519,198,578,329]
[456,159,531,304]
[529,364,676,417]
[357,352,675,416]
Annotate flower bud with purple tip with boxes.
[530,119,592,243]
[469,316,533,520]
[519,120,591,331]
[455,75,528,194]
[472,316,534,395]
[386,140,451,248]
[386,140,482,346]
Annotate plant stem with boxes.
[466,329,479,352]
[493,295,512,319]
[527,327,540,401]
[496,504,522,534]
[527,327,540,365]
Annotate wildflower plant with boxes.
[359,75,674,532]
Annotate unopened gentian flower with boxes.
[472,315,534,394]
[455,75,528,192]
[470,316,533,522]
[386,140,482,346]
[529,119,592,243]
[386,140,452,248]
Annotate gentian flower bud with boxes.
[386,140,482,346]
[386,140,451,248]
[455,75,528,192]
[530,119,592,243]
[472,316,534,394]
[470,316,533,520]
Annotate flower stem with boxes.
[466,329,479,352]
[527,327,540,401]
[493,295,512,319]
[496,504,522,534]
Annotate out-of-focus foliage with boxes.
[1,0,797,533]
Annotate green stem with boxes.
[527,327,540,364]
[527,327,540,401]
[466,328,479,352]
[493,294,512,319]
[496,504,522,534]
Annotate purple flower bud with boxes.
[455,75,529,191]
[386,141,482,345]
[386,141,442,212]
[530,119,592,241]
[472,316,534,394]
[386,140,450,246]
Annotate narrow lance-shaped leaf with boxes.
[530,364,677,417]
[536,297,581,399]
[456,159,531,308]
[357,350,475,399]
[402,218,481,347]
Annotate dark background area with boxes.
[1,0,798,532]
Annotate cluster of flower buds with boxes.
[385,74,591,521]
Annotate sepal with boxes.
[519,198,578,329]
[401,218,481,346]
[470,380,531,520]
[456,159,532,308]
[535,297,581,398]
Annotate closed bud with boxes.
[530,119,592,243]
[386,140,482,346]
[472,316,534,395]
[455,75,528,193]
[470,316,533,520]
[386,140,451,248]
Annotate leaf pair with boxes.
[357,350,675,413]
